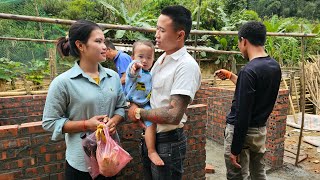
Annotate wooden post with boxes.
[295,36,306,166]
[193,0,202,66]
[49,48,57,81]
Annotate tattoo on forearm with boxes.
[142,95,190,124]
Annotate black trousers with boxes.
[65,160,116,180]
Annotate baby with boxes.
[124,40,164,166]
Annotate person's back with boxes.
[216,21,281,180]
[240,56,281,127]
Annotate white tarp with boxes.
[287,113,320,131]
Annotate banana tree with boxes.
[97,0,156,40]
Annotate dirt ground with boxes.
[206,125,320,180]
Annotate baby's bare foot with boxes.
[148,151,164,166]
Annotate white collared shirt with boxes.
[150,46,201,132]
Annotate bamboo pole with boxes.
[0,13,317,37]
[49,48,57,80]
[293,73,300,112]
[0,37,241,55]
[295,36,306,166]
[193,0,202,64]
[113,43,241,55]
[33,0,47,50]
[0,37,56,43]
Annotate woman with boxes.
[42,20,126,180]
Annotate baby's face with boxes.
[132,44,154,71]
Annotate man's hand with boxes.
[130,61,143,75]
[214,69,232,80]
[128,103,140,122]
[230,153,241,169]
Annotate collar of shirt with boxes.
[113,50,122,62]
[158,46,187,64]
[69,61,112,80]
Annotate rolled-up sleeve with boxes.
[42,79,69,141]
[114,76,126,118]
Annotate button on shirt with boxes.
[150,47,201,133]
[42,61,126,172]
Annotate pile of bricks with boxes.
[0,95,207,179]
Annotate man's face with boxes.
[155,14,182,55]
[238,37,249,60]
[105,47,114,60]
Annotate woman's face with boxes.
[79,29,107,62]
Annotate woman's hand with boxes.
[103,116,117,135]
[85,115,106,131]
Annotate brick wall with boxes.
[0,95,46,126]
[0,95,207,180]
[194,82,289,168]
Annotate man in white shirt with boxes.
[128,5,201,180]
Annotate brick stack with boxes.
[265,90,289,167]
[0,95,207,179]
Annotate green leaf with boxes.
[115,30,126,39]
[219,38,228,49]
[200,51,206,57]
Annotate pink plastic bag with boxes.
[96,125,132,177]
[81,132,100,179]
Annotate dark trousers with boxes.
[140,128,187,180]
[65,160,116,180]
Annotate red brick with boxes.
[19,121,45,136]
[0,137,30,150]
[0,170,22,180]
[0,125,19,139]
[205,164,215,173]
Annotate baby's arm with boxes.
[129,61,143,76]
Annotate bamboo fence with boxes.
[305,55,320,115]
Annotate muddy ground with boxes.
[205,126,320,180]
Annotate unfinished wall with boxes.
[0,95,207,180]
[195,82,289,168]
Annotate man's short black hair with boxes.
[161,5,192,41]
[238,21,266,46]
[104,39,116,50]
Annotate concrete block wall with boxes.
[194,82,289,168]
[0,95,207,180]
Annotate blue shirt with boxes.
[42,61,126,172]
[226,56,281,155]
[124,60,152,106]
[114,51,131,89]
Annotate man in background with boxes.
[215,21,281,180]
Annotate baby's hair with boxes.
[132,40,155,56]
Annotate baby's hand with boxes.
[130,61,143,75]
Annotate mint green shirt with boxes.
[42,61,126,172]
